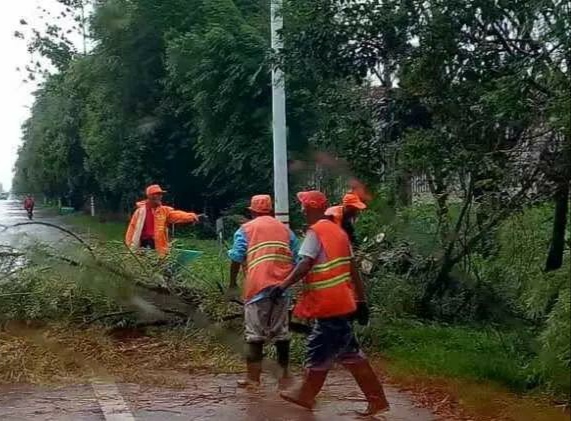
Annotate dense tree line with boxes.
[14,0,288,211]
[13,0,569,215]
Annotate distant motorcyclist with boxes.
[23,195,35,220]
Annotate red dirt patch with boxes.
[374,358,569,421]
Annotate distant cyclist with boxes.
[23,195,35,220]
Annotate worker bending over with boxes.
[125,184,200,257]
[227,195,299,389]
[270,190,389,416]
[325,192,367,246]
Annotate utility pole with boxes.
[90,195,95,217]
[271,0,289,224]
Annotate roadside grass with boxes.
[0,324,241,386]
[64,213,228,291]
[64,214,126,242]
[360,320,571,421]
[361,319,538,393]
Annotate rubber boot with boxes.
[237,342,263,388]
[280,369,328,410]
[343,359,390,416]
[275,340,292,390]
[236,361,262,388]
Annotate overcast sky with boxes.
[0,0,81,192]
[0,1,37,191]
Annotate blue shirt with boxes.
[228,226,300,264]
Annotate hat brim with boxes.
[348,201,367,210]
[247,206,272,213]
[148,190,167,196]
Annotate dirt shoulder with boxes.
[378,360,569,421]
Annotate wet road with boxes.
[0,372,435,421]
[0,199,67,247]
[0,199,436,420]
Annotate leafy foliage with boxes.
[359,201,571,397]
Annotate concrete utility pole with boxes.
[90,195,95,217]
[271,0,289,224]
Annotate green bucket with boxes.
[59,207,75,215]
[174,249,203,266]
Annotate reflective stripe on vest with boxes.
[247,241,289,256]
[304,272,351,291]
[248,252,293,270]
[242,216,294,300]
[310,256,352,274]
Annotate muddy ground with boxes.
[0,371,435,420]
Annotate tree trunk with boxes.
[545,133,571,272]
[545,180,570,272]
[427,172,449,245]
[396,169,412,207]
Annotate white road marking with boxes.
[91,380,136,421]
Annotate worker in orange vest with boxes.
[125,184,201,257]
[227,195,299,389]
[325,192,367,246]
[269,190,389,416]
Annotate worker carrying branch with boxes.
[269,190,389,416]
[227,194,299,389]
[325,192,367,246]
[125,184,202,257]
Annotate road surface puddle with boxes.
[0,371,434,420]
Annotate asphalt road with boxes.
[0,199,68,248]
[0,372,435,421]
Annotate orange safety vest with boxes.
[125,201,198,257]
[294,219,357,319]
[242,215,294,300]
[325,205,344,225]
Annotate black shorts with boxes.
[306,316,365,370]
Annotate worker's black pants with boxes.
[140,238,155,249]
[246,340,290,371]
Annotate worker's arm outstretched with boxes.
[166,208,199,224]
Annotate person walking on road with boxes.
[125,184,201,257]
[23,195,35,220]
[325,192,367,247]
[227,194,299,389]
[269,190,389,416]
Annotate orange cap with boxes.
[248,195,273,214]
[342,192,367,210]
[146,184,167,196]
[297,191,328,209]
